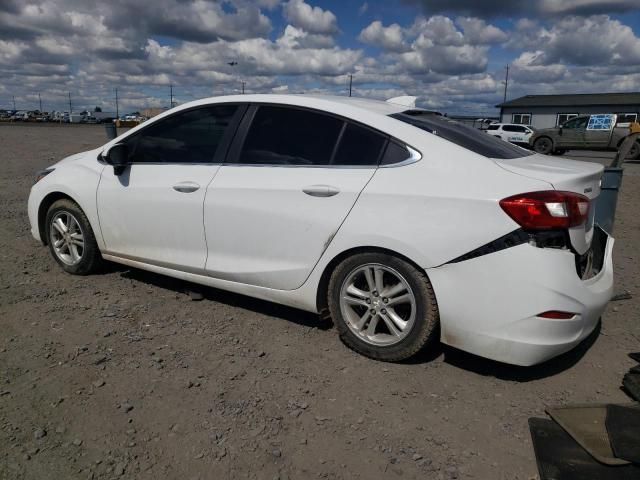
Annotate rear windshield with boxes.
[391,111,534,159]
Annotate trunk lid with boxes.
[493,154,604,255]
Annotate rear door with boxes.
[203,104,388,290]
[584,114,616,149]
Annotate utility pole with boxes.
[115,87,119,118]
[502,65,509,104]
[241,81,245,94]
[170,84,174,108]
[12,95,16,110]
[68,91,72,113]
[38,93,42,112]
[349,74,353,97]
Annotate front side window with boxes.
[502,125,526,132]
[557,113,578,126]
[563,117,588,129]
[512,113,531,125]
[486,124,500,131]
[125,105,238,163]
[238,106,343,166]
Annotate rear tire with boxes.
[533,137,554,155]
[327,252,439,362]
[45,199,103,275]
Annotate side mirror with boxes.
[103,143,129,175]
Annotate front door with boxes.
[97,104,242,271]
[203,105,389,290]
[557,116,588,148]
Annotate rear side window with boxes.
[391,112,533,159]
[126,105,238,163]
[380,141,411,165]
[486,124,500,131]
[332,123,386,166]
[238,106,343,166]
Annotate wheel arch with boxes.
[37,192,78,244]
[315,246,429,316]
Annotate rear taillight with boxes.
[499,191,590,230]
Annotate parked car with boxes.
[530,114,640,158]
[485,123,535,146]
[28,95,613,366]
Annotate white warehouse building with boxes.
[497,92,640,129]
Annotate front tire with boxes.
[533,137,554,155]
[626,141,640,160]
[327,252,439,362]
[45,199,103,275]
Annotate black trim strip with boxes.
[446,229,530,264]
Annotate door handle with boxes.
[302,185,340,197]
[173,182,200,193]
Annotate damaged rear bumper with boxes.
[427,228,614,366]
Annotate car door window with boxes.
[332,123,387,166]
[126,105,238,163]
[563,117,588,130]
[237,106,343,166]
[502,125,526,132]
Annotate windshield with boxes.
[391,111,534,159]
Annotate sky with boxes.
[1,0,640,115]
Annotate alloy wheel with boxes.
[49,211,85,266]
[339,263,416,346]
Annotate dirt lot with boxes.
[1,124,639,480]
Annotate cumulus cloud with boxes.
[358,21,409,52]
[283,0,338,34]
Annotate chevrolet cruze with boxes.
[28,94,614,365]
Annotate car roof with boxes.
[176,93,417,118]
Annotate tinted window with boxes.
[238,106,343,166]
[392,112,533,159]
[502,125,526,132]
[563,117,588,129]
[127,105,238,163]
[333,123,386,166]
[486,124,499,131]
[380,141,411,165]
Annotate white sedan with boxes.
[28,94,613,366]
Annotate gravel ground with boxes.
[1,124,639,480]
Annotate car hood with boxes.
[53,147,102,167]
[493,154,604,255]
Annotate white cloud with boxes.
[283,0,338,34]
[456,17,507,44]
[358,21,409,52]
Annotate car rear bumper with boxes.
[427,229,614,366]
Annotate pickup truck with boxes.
[529,114,640,159]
